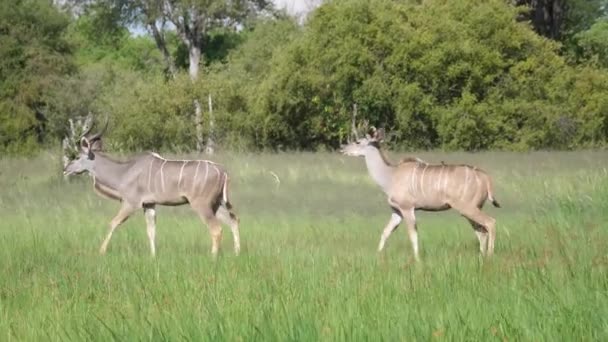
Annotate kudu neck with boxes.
[363,146,394,193]
[89,153,130,190]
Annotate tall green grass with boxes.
[0,151,607,340]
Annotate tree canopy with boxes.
[1,0,607,155]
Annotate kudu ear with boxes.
[376,128,386,142]
[369,126,382,142]
[80,137,95,159]
[80,137,90,151]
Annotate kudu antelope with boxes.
[341,127,500,260]
[63,123,240,257]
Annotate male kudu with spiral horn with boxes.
[341,125,500,261]
[63,120,240,257]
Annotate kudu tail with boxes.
[486,176,501,208]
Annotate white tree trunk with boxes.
[205,94,215,155]
[189,45,201,81]
[189,45,204,152]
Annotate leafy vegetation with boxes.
[1,0,608,154]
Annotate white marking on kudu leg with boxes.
[178,161,187,192]
[160,160,167,192]
[144,207,157,256]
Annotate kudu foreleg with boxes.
[100,203,136,255]
[378,210,402,252]
[144,205,157,256]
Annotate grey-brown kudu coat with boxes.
[341,128,500,260]
[63,125,240,257]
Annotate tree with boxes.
[254,0,608,151]
[514,0,607,40]
[574,19,608,67]
[102,0,273,151]
[0,0,74,154]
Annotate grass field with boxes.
[0,150,607,340]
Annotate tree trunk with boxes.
[205,94,215,155]
[148,23,177,78]
[189,45,201,81]
[188,45,204,152]
[516,0,564,39]
[194,99,204,152]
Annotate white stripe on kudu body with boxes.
[340,127,500,261]
[178,161,187,191]
[160,160,167,192]
[420,164,428,198]
[436,166,445,193]
[461,166,470,200]
[193,161,201,187]
[64,133,240,258]
[147,159,154,192]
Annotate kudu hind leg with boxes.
[467,219,488,255]
[192,204,223,257]
[454,205,496,256]
[401,208,420,262]
[100,203,136,255]
[216,204,240,255]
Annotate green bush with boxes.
[98,72,195,152]
[0,0,73,155]
[250,0,608,150]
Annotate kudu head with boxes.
[63,119,108,176]
[340,123,386,157]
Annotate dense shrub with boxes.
[0,0,74,155]
[1,0,608,154]
[249,0,608,150]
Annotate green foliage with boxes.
[198,18,300,150]
[250,0,608,150]
[66,12,164,72]
[99,72,195,151]
[574,19,608,68]
[0,0,74,155]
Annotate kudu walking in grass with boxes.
[63,122,240,257]
[341,126,500,260]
